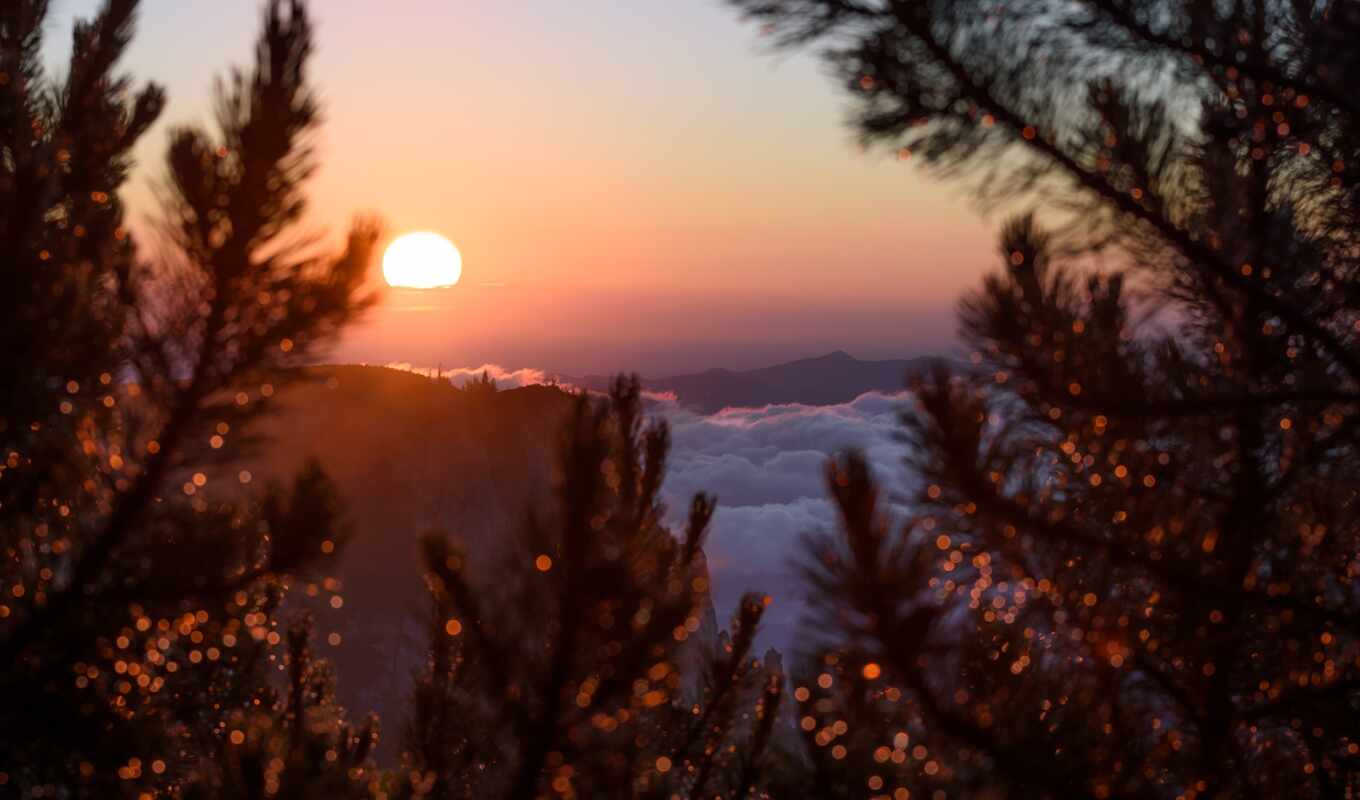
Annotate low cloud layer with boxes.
[388,362,916,652]
[653,391,914,651]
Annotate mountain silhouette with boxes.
[242,365,719,756]
[240,366,574,753]
[562,351,943,412]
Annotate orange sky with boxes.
[51,0,997,373]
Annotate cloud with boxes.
[654,391,916,648]
[660,391,912,506]
[378,362,916,651]
[640,389,679,404]
[383,362,566,391]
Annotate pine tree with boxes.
[398,379,787,799]
[183,614,380,800]
[0,1,375,795]
[732,0,1360,796]
[457,370,499,399]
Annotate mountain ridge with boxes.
[244,366,722,756]
[560,350,945,413]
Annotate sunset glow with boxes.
[60,0,993,370]
[383,232,462,289]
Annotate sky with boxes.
[48,0,998,375]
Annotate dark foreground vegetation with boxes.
[3,0,1360,797]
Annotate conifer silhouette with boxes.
[732,0,1360,796]
[397,379,784,799]
[0,1,375,795]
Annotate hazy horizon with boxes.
[333,285,960,376]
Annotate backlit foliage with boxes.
[732,0,1360,796]
[397,379,786,800]
[0,1,375,795]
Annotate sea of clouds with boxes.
[659,392,914,652]
[385,362,917,651]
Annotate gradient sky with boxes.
[49,0,997,374]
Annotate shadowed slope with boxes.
[246,366,573,750]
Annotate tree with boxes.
[457,370,499,399]
[397,378,787,800]
[182,614,380,800]
[0,1,376,795]
[730,0,1360,796]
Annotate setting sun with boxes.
[383,232,462,289]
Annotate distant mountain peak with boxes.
[815,349,856,362]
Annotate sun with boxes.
[383,232,462,289]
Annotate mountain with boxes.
[242,366,575,753]
[562,350,944,413]
[239,365,719,756]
